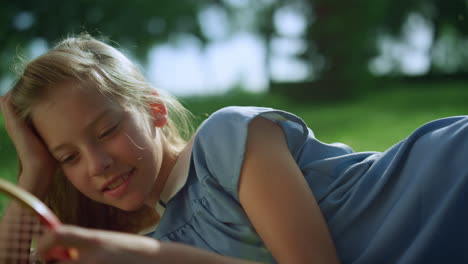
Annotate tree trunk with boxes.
[300,0,378,101]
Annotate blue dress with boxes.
[146,106,468,263]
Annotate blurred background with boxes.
[0,0,467,183]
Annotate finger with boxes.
[55,259,79,264]
[1,91,16,116]
[37,225,93,256]
[0,89,11,100]
[0,92,9,113]
[38,226,112,264]
[1,93,35,140]
[0,90,12,110]
[37,226,97,260]
[0,93,37,145]
[0,92,17,130]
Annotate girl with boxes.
[1,34,467,264]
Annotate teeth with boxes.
[107,172,130,190]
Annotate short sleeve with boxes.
[191,106,310,201]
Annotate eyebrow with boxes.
[50,109,114,153]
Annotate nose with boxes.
[85,145,114,177]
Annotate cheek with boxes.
[62,166,90,194]
[60,130,156,196]
[117,129,161,185]
[117,125,156,162]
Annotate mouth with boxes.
[102,168,135,197]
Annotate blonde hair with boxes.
[10,34,193,233]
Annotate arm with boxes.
[37,225,261,264]
[0,93,57,262]
[238,116,340,263]
[0,92,57,198]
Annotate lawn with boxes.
[0,81,467,185]
[184,81,468,152]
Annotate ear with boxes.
[150,102,168,127]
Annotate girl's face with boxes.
[31,81,167,211]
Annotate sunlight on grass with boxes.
[184,82,468,152]
[0,82,466,182]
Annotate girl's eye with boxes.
[99,123,119,139]
[61,153,78,164]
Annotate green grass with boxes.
[183,81,467,152]
[1,81,467,185]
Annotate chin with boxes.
[115,201,145,212]
[127,205,146,212]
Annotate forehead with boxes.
[33,81,120,117]
[30,81,123,146]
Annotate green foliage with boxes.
[2,0,467,102]
[1,0,210,73]
[378,0,468,73]
[234,0,468,98]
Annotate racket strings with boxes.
[0,199,45,264]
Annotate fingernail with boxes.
[2,93,11,104]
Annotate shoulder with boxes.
[195,106,308,140]
[191,106,288,199]
[194,106,280,146]
[197,106,272,133]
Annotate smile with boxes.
[107,173,131,190]
[102,168,135,197]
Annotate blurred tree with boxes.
[2,0,467,99]
[301,0,388,100]
[251,0,467,100]
[380,0,468,75]
[250,0,283,87]
[240,0,390,101]
[214,0,285,88]
[0,0,209,76]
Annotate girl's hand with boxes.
[37,225,160,264]
[38,225,256,264]
[0,92,57,198]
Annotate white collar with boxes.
[141,137,195,235]
[159,136,195,205]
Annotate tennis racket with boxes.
[0,178,76,263]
